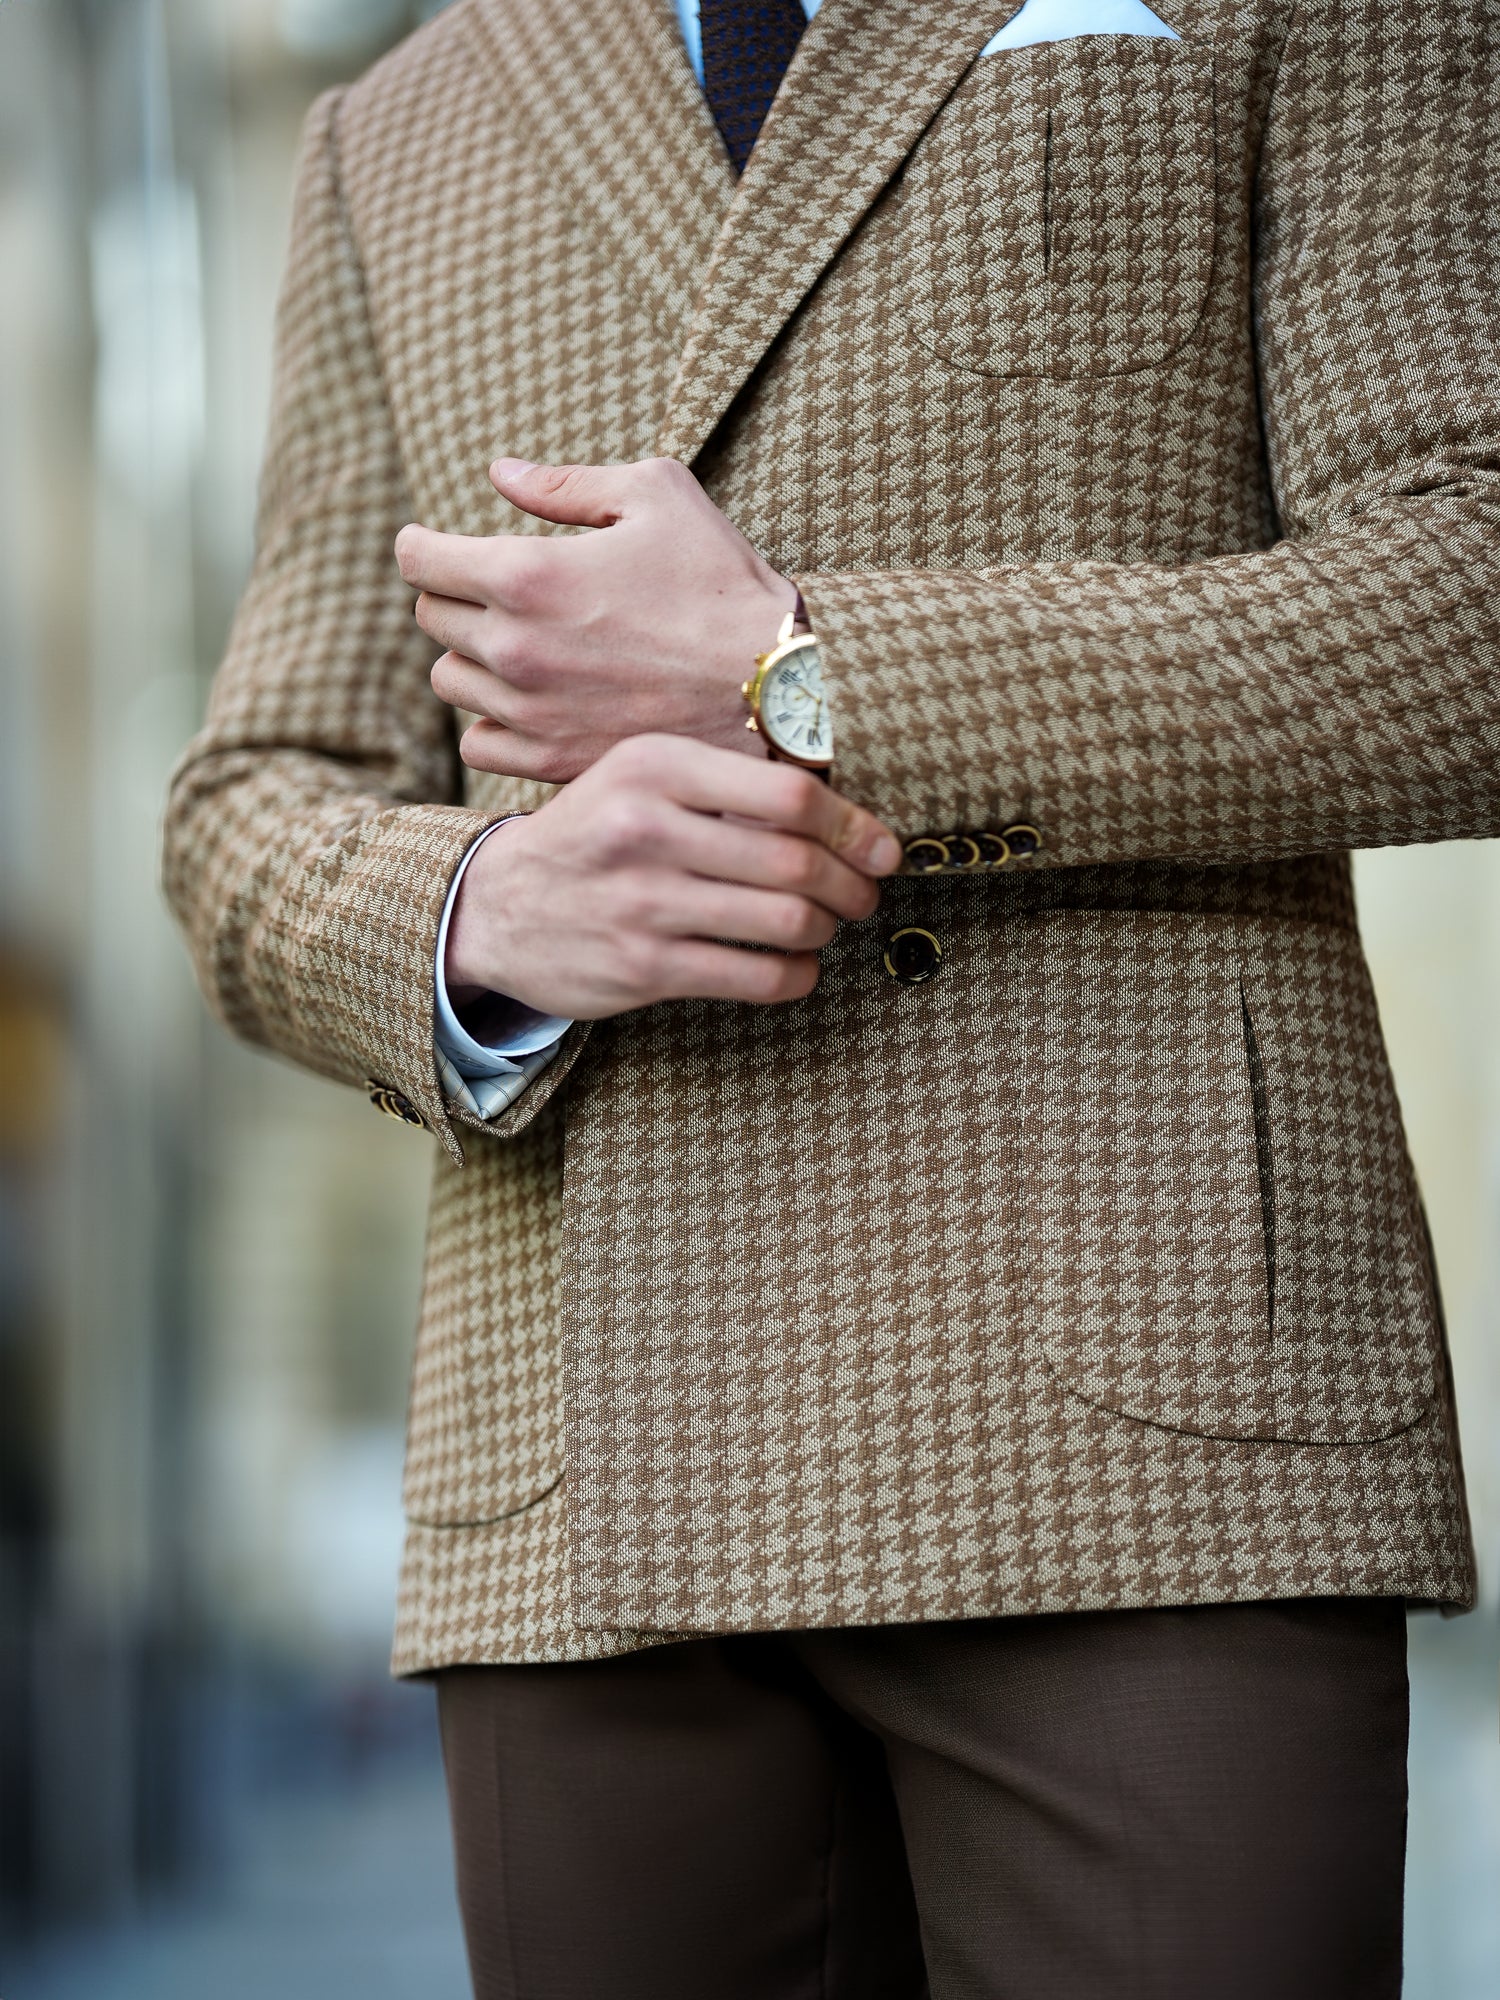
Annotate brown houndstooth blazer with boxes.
[163,0,1498,1671]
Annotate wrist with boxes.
[444,819,525,1000]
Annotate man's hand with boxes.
[396,457,797,785]
[444,736,901,1020]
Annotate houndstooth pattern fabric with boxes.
[161,0,1492,1669]
[774,1,1500,856]
[902,37,1217,379]
[1012,912,1437,1445]
[561,881,1459,1633]
[159,82,589,1159]
[397,1303,1472,1668]
[401,1103,565,1526]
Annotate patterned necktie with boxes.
[699,0,808,175]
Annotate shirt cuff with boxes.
[434,820,574,1119]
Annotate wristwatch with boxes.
[742,608,834,772]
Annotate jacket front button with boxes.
[366,1079,425,1127]
[883,926,942,985]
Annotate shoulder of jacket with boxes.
[338,0,516,157]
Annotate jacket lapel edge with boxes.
[658,0,1009,464]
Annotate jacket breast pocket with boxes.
[1003,911,1438,1443]
[898,36,1216,379]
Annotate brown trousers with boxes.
[436,1598,1408,2000]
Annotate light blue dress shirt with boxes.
[982,0,1176,52]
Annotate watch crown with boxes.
[741,679,753,700]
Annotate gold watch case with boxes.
[741,612,834,771]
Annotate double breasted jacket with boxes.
[164,0,1499,1670]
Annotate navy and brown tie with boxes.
[699,0,808,175]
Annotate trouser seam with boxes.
[486,1704,522,2000]
[818,1754,839,2000]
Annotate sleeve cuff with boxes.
[435,1039,563,1120]
[434,820,573,1116]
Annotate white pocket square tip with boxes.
[982,0,1180,55]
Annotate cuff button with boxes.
[903,836,951,875]
[366,1080,426,1127]
[1000,824,1042,861]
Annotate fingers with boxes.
[665,811,881,923]
[459,718,581,786]
[399,526,571,620]
[647,939,822,1007]
[416,591,492,661]
[490,454,695,529]
[610,736,902,877]
[402,455,706,614]
[636,876,840,954]
[432,653,514,719]
[394,525,493,601]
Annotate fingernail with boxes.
[492,457,536,479]
[868,833,902,875]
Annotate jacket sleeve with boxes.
[161,90,584,1161]
[798,0,1500,869]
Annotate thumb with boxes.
[489,457,635,529]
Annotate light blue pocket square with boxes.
[981,0,1180,55]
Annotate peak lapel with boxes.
[658,0,1014,465]
[464,0,736,349]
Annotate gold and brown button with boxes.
[903,836,951,875]
[903,825,1043,873]
[366,1080,425,1127]
[883,926,942,985]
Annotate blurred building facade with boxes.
[0,0,453,1943]
[0,0,1495,1986]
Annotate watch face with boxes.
[761,641,833,766]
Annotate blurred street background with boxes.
[0,1,1495,1995]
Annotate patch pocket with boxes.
[1241,923,1439,1442]
[1007,912,1436,1442]
[899,35,1215,378]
